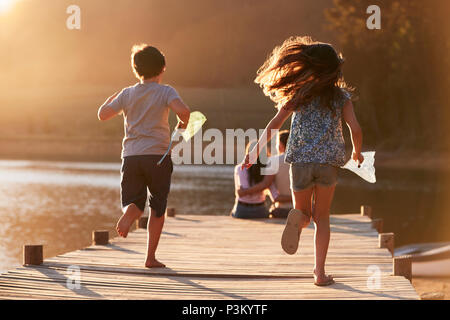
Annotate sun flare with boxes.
[0,0,16,14]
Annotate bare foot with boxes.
[314,270,335,286]
[145,258,166,268]
[116,206,140,238]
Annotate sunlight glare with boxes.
[0,0,16,14]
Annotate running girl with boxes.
[243,36,364,286]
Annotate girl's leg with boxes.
[311,184,336,285]
[281,187,313,255]
[292,187,314,228]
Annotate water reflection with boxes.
[0,160,448,273]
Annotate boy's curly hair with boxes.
[255,36,353,111]
[131,44,166,80]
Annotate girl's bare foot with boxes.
[145,258,166,268]
[281,209,310,255]
[116,205,141,238]
[313,269,335,286]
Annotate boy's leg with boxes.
[311,184,336,285]
[117,157,147,238]
[116,204,144,238]
[144,155,173,268]
[145,208,166,268]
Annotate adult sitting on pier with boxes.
[231,141,278,219]
[237,130,293,218]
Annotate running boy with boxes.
[98,44,190,268]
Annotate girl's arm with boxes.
[242,106,293,168]
[238,174,275,197]
[342,100,364,164]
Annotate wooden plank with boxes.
[0,214,419,300]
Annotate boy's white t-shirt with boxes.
[108,82,180,158]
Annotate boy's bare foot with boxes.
[313,269,335,286]
[145,258,166,268]
[116,204,141,238]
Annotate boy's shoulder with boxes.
[160,83,179,94]
[140,82,178,93]
[117,83,139,96]
[121,82,177,96]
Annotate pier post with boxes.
[167,208,176,217]
[137,216,149,229]
[379,232,395,256]
[92,231,109,245]
[360,205,372,219]
[23,245,43,266]
[393,255,412,281]
[371,218,383,233]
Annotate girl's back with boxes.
[285,89,351,167]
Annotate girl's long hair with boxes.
[255,36,353,111]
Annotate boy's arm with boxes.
[242,106,293,168]
[343,99,364,163]
[98,91,121,121]
[238,174,275,197]
[169,98,191,129]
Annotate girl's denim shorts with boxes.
[289,163,338,192]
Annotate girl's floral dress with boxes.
[285,89,351,167]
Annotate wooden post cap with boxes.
[393,255,412,281]
[166,208,176,217]
[360,205,372,218]
[371,218,383,233]
[379,233,395,256]
[23,245,43,266]
[92,230,109,245]
[137,216,149,229]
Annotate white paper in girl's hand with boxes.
[342,151,376,183]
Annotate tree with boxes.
[325,0,450,150]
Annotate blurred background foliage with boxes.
[0,0,448,156]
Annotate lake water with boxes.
[1,159,449,273]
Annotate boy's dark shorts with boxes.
[120,155,173,218]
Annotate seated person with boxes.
[238,130,292,218]
[231,140,278,219]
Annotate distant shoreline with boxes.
[2,136,449,171]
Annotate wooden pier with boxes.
[0,208,419,300]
